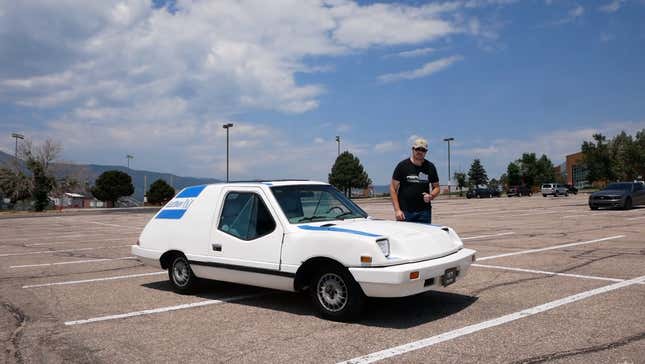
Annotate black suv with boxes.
[564,184,578,195]
[507,185,532,197]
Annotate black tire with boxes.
[623,198,633,210]
[310,265,365,321]
[168,255,198,293]
[564,192,568,197]
[589,204,598,210]
[543,194,547,197]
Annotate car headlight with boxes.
[376,238,390,257]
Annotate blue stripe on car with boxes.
[156,209,187,219]
[176,185,206,198]
[298,225,381,237]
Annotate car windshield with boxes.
[604,183,633,192]
[271,185,368,224]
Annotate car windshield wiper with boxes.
[297,215,329,223]
[335,211,357,220]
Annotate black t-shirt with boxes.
[392,158,439,212]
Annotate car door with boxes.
[633,183,645,204]
[210,186,284,271]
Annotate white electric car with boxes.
[132,180,475,321]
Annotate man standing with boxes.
[390,138,440,224]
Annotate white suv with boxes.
[541,183,568,197]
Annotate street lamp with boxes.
[443,137,454,198]
[223,123,234,182]
[335,136,341,156]
[11,133,24,171]
[126,154,134,169]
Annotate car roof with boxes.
[179,180,329,191]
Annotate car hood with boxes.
[295,219,463,263]
[592,189,628,197]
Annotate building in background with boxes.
[566,152,588,188]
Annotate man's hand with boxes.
[395,209,405,221]
[422,192,433,203]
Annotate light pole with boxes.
[443,137,454,198]
[223,123,234,182]
[11,133,24,171]
[126,154,134,169]
[335,136,341,156]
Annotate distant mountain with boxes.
[0,150,221,202]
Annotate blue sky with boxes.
[1,0,644,185]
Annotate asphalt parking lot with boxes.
[1,194,644,364]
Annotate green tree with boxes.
[506,162,522,186]
[453,172,466,196]
[634,129,645,179]
[467,159,488,187]
[147,179,176,205]
[488,178,500,191]
[517,153,539,188]
[535,154,555,185]
[91,170,134,206]
[328,151,371,197]
[0,167,31,203]
[581,134,614,183]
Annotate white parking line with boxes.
[0,245,132,257]
[11,256,137,268]
[627,215,645,221]
[462,232,515,241]
[64,293,266,326]
[25,239,133,247]
[23,271,165,288]
[477,235,625,261]
[472,264,645,284]
[339,274,645,364]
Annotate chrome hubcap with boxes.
[172,259,190,286]
[317,273,348,312]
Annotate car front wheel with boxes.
[589,204,598,210]
[623,198,633,210]
[169,255,198,293]
[311,266,365,321]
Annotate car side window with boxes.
[634,183,643,191]
[218,192,276,241]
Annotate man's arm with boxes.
[390,179,405,221]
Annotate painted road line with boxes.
[562,214,589,219]
[477,235,625,261]
[11,256,137,268]
[339,274,645,364]
[64,293,266,326]
[514,209,579,217]
[24,238,134,247]
[627,215,645,221]
[23,271,165,288]
[471,264,645,284]
[0,245,132,257]
[462,232,515,241]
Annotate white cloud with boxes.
[599,0,625,13]
[390,47,436,58]
[374,141,397,153]
[378,55,463,83]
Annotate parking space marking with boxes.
[64,293,266,326]
[462,232,514,240]
[11,256,136,268]
[472,264,645,284]
[627,215,645,221]
[0,245,132,257]
[23,271,166,288]
[514,209,579,217]
[477,235,625,261]
[339,274,645,364]
[24,238,134,247]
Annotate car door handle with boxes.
[212,243,222,252]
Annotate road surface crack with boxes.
[2,302,28,364]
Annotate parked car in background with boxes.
[564,184,578,195]
[490,188,501,197]
[466,187,494,199]
[588,182,645,210]
[541,183,568,197]
[507,185,532,197]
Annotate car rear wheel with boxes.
[310,266,365,321]
[169,255,198,293]
[623,198,633,210]
[543,194,547,197]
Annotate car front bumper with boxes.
[349,248,476,298]
[589,197,625,207]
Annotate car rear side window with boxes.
[218,192,276,240]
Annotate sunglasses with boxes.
[413,147,428,153]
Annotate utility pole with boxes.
[335,136,341,156]
[443,137,454,198]
[223,123,234,182]
[11,133,24,171]
[126,154,133,169]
